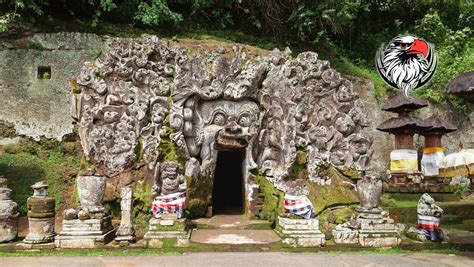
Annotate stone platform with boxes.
[144,218,190,248]
[55,216,115,248]
[274,216,325,247]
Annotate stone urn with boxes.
[24,181,56,244]
[0,177,18,243]
[77,176,106,214]
[356,175,382,210]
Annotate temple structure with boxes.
[377,95,458,193]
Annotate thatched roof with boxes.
[376,116,429,133]
[381,94,429,113]
[421,116,457,134]
[446,71,474,103]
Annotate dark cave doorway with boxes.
[212,150,245,215]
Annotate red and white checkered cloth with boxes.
[283,194,314,219]
[418,215,440,231]
[150,191,185,219]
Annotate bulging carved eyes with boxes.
[212,112,226,126]
[238,115,251,127]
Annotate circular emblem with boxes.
[376,35,437,96]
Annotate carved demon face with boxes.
[195,99,259,150]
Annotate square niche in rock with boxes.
[37,66,51,79]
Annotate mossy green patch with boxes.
[307,165,359,215]
[185,174,213,218]
[0,150,80,214]
[255,173,285,224]
[318,206,356,225]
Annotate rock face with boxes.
[0,32,105,140]
[0,177,18,243]
[75,35,373,217]
[24,181,56,244]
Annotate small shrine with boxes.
[377,95,459,193]
[377,95,429,187]
[420,116,457,178]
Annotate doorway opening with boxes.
[212,150,245,215]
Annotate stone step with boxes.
[191,229,280,244]
[192,215,272,230]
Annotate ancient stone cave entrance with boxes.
[212,150,246,215]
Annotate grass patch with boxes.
[0,142,80,214]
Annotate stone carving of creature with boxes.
[153,162,186,197]
[417,193,443,217]
[151,104,168,124]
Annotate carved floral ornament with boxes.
[76,35,373,193]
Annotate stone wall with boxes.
[0,33,105,140]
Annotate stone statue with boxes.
[409,193,444,242]
[153,162,186,197]
[115,186,135,244]
[0,177,18,243]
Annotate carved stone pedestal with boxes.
[0,177,18,243]
[144,217,190,248]
[24,217,56,244]
[332,225,359,244]
[55,216,115,248]
[24,182,56,245]
[356,208,400,247]
[274,216,325,247]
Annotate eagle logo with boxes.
[376,35,437,96]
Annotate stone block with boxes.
[332,228,359,244]
[144,218,190,248]
[55,216,115,248]
[274,217,325,247]
[358,232,400,247]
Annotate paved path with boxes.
[1,252,473,267]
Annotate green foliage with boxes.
[26,42,45,50]
[255,172,285,224]
[135,0,182,26]
[454,179,470,198]
[0,149,80,214]
[413,11,473,109]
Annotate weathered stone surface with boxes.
[274,217,325,247]
[23,217,55,244]
[55,216,115,248]
[24,181,56,244]
[75,35,373,217]
[77,176,106,214]
[356,175,382,210]
[115,187,135,243]
[64,208,78,220]
[0,177,18,243]
[144,218,190,248]
[0,33,105,140]
[418,193,443,217]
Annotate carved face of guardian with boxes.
[195,99,259,150]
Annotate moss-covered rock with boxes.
[307,165,359,215]
[185,171,213,218]
[255,174,285,224]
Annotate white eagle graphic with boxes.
[376,35,437,96]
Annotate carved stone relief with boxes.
[76,35,374,217]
